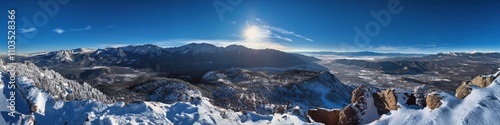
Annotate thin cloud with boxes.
[248,18,313,42]
[103,44,132,48]
[53,28,65,34]
[20,28,36,33]
[374,45,402,51]
[267,26,313,42]
[70,25,114,31]
[105,25,115,28]
[71,25,92,31]
[273,34,293,42]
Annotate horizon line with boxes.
[0,43,498,55]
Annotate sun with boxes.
[243,25,263,41]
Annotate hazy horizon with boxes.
[0,42,498,55]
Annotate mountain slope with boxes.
[199,67,353,113]
[0,61,317,124]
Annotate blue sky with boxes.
[1,0,499,53]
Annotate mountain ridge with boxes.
[12,43,317,84]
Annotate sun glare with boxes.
[244,25,263,40]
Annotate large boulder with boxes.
[372,89,397,115]
[456,81,475,99]
[338,102,361,125]
[339,84,373,125]
[374,88,418,114]
[372,92,390,115]
[456,75,497,99]
[339,84,377,124]
[426,93,443,110]
[380,89,398,110]
[351,84,372,103]
[308,108,341,125]
[470,75,495,88]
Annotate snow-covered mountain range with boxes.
[0,61,326,125]
[13,43,315,85]
[2,43,500,125]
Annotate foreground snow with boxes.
[30,96,315,125]
[369,76,500,125]
[1,70,315,125]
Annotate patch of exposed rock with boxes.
[456,73,499,99]
[455,81,476,99]
[376,89,398,111]
[351,84,369,103]
[426,93,443,110]
[308,108,341,125]
[339,84,374,124]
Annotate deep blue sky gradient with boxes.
[1,0,499,53]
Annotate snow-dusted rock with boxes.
[456,74,498,99]
[370,72,500,125]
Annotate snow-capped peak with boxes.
[72,48,96,54]
[469,50,478,54]
[51,50,74,62]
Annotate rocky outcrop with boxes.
[308,108,341,125]
[455,81,476,99]
[310,71,499,125]
[372,90,395,116]
[315,84,373,125]
[470,75,495,88]
[351,84,372,103]
[338,104,359,125]
[426,93,443,110]
[310,84,421,125]
[339,84,375,124]
[456,74,498,99]
[275,107,286,114]
[379,89,398,110]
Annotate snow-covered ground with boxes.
[0,63,316,125]
[369,76,500,125]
